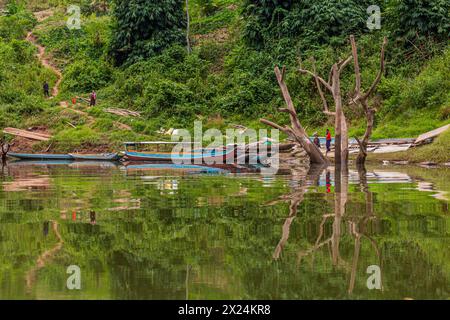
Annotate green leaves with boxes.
[241,0,375,49]
[110,0,186,65]
[385,0,450,44]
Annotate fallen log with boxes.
[104,108,141,117]
[3,128,52,141]
[114,121,132,131]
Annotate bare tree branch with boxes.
[362,37,388,100]
[298,68,333,93]
[312,59,331,113]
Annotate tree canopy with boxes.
[110,0,186,65]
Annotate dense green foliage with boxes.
[386,0,450,43]
[110,0,186,65]
[242,0,380,49]
[0,0,448,153]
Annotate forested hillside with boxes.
[0,0,448,156]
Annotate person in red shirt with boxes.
[326,129,332,156]
[90,90,97,107]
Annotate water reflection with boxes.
[269,164,448,296]
[0,161,448,299]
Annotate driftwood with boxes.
[104,108,141,118]
[3,128,52,141]
[261,66,329,165]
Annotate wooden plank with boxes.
[4,128,51,139]
[3,128,51,141]
[415,124,450,145]
[373,144,412,154]
[104,108,141,117]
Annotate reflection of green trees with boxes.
[0,165,448,299]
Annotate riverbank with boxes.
[366,129,450,165]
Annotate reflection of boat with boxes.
[68,161,119,169]
[122,163,229,174]
[69,153,121,161]
[7,153,73,160]
[8,160,74,166]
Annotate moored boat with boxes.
[69,153,121,161]
[7,153,74,160]
[123,142,236,163]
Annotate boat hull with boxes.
[124,149,236,163]
[69,153,120,161]
[7,153,74,160]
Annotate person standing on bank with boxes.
[43,81,50,97]
[326,129,332,156]
[313,132,321,149]
[90,90,97,107]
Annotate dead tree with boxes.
[261,66,329,165]
[0,137,11,164]
[298,55,352,168]
[350,35,388,165]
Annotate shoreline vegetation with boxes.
[0,1,448,165]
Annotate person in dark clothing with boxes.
[43,221,50,237]
[326,129,332,156]
[43,82,50,97]
[90,91,97,107]
[90,210,96,225]
[313,133,321,149]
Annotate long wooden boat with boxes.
[69,153,121,161]
[7,153,74,160]
[123,142,236,163]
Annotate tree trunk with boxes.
[261,66,329,165]
[332,64,343,166]
[185,0,191,54]
[356,107,374,165]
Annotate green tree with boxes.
[386,0,450,43]
[110,0,186,65]
[242,0,378,49]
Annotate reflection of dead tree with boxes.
[347,165,383,294]
[25,221,64,292]
[269,166,326,260]
[272,185,308,260]
[294,166,382,294]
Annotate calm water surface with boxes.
[0,162,448,300]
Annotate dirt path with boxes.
[26,31,62,97]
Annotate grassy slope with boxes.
[0,0,448,160]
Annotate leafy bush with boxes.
[242,0,379,49]
[110,0,186,65]
[386,0,450,43]
[62,58,113,93]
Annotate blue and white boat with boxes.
[69,153,121,161]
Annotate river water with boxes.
[0,161,448,299]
